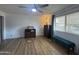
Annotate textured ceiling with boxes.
[0,4,70,15]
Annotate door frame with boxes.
[0,16,4,44]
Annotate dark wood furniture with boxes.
[44,25,51,38]
[25,29,36,38]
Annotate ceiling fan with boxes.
[34,4,49,13]
[18,4,49,13]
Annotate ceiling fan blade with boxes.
[34,4,43,13]
[39,4,48,8]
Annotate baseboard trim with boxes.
[4,35,44,40]
[4,37,24,40]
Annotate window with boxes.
[66,12,79,35]
[54,12,79,35]
[54,16,65,32]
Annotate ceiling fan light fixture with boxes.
[32,8,37,12]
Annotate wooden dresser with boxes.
[25,29,36,38]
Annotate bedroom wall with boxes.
[5,13,43,39]
[40,14,52,27]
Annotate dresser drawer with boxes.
[25,29,36,38]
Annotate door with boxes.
[0,16,3,44]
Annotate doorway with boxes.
[0,16,4,44]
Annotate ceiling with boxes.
[0,4,70,15]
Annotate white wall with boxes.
[5,14,43,39]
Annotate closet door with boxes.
[0,16,3,44]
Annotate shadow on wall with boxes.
[18,27,27,38]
